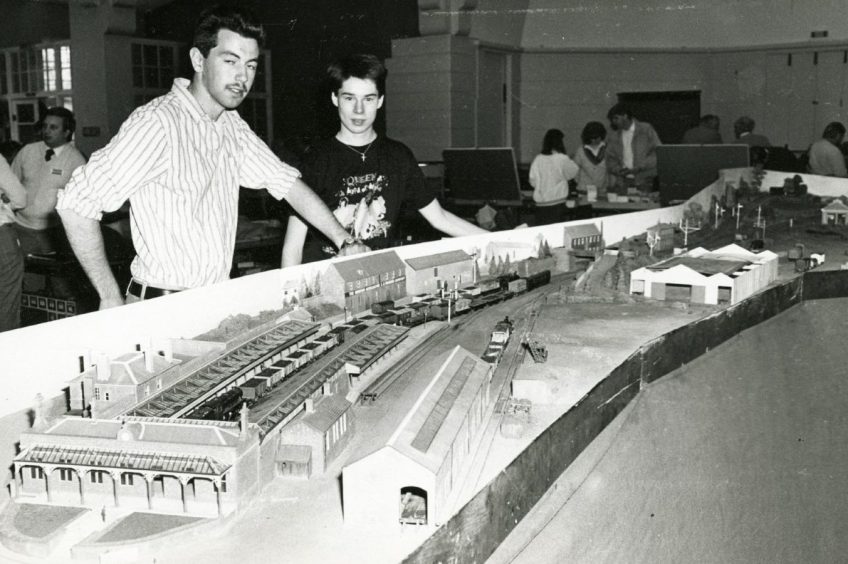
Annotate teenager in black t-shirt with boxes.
[281,54,487,266]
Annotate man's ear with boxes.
[377,95,384,109]
[331,92,339,108]
[189,47,205,74]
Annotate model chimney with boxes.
[95,353,111,382]
[239,403,250,437]
[304,398,315,413]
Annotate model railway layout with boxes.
[129,320,320,419]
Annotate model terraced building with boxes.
[629,244,778,305]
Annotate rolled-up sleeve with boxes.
[235,120,299,200]
[57,110,167,220]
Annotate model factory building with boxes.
[342,346,494,528]
[629,244,778,305]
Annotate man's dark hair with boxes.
[327,54,387,97]
[581,121,607,144]
[823,121,846,140]
[45,107,75,139]
[541,129,565,155]
[607,103,633,120]
[193,4,265,57]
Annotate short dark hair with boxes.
[541,129,565,155]
[823,121,846,139]
[193,4,265,57]
[327,54,387,97]
[607,103,632,120]
[45,107,75,138]
[581,121,607,144]
[734,116,755,134]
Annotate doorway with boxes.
[11,99,43,144]
[617,91,701,144]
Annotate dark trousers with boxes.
[534,204,566,226]
[0,223,23,332]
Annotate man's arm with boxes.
[284,178,358,250]
[281,215,308,267]
[418,199,488,237]
[0,159,26,209]
[57,207,124,309]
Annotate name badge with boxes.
[51,168,62,175]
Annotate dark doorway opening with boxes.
[618,91,701,144]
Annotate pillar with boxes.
[145,474,154,510]
[179,476,189,513]
[214,478,223,517]
[110,471,120,507]
[67,3,138,156]
[78,469,85,505]
[386,2,479,162]
[43,466,52,503]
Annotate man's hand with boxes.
[337,241,371,258]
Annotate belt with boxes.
[127,279,182,300]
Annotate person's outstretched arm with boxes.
[418,199,489,237]
[58,207,123,309]
[281,215,308,267]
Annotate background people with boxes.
[573,121,609,201]
[605,103,661,195]
[682,114,723,144]
[57,4,366,309]
[807,121,847,177]
[12,107,86,255]
[733,116,771,147]
[528,128,578,225]
[281,54,487,267]
[0,157,27,332]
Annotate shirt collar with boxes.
[625,121,636,134]
[40,140,68,157]
[172,77,216,123]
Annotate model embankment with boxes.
[404,270,848,563]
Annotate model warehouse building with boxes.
[629,244,778,305]
[342,346,494,528]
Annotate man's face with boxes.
[610,114,631,131]
[42,116,69,148]
[192,29,259,114]
[332,77,384,138]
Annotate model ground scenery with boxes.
[2,169,848,563]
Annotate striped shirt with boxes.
[57,78,295,289]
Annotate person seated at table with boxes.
[528,128,579,226]
[807,121,847,177]
[682,114,723,144]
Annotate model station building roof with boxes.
[405,250,473,270]
[329,251,405,282]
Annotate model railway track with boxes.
[254,323,409,435]
[359,308,487,404]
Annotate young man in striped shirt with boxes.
[56,5,367,309]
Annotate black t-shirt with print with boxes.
[298,136,437,262]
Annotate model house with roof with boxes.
[274,395,354,478]
[646,223,677,253]
[629,244,778,305]
[405,250,475,295]
[342,346,494,529]
[12,409,261,518]
[821,199,848,225]
[563,223,603,255]
[319,251,407,314]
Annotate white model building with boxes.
[821,199,848,225]
[342,346,494,529]
[405,249,474,295]
[13,411,261,518]
[629,244,778,305]
[320,251,407,314]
